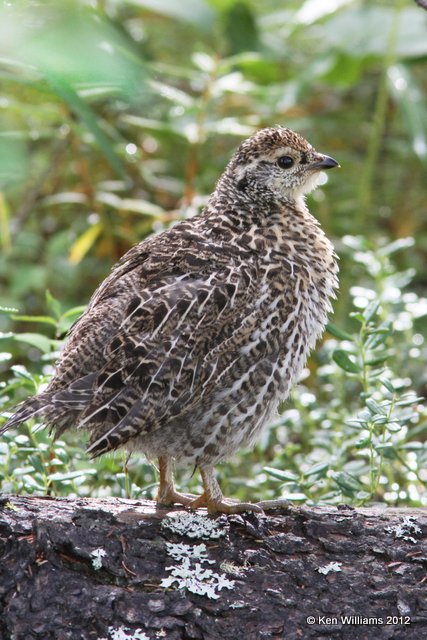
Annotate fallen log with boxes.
[0,496,426,640]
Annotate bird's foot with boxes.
[156,487,199,508]
[192,465,266,514]
[187,492,264,515]
[156,455,199,507]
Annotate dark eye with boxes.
[277,155,294,169]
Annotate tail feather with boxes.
[0,395,48,435]
[1,374,98,438]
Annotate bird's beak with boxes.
[312,154,340,170]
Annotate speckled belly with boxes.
[134,348,300,467]
[133,282,330,466]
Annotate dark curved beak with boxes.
[312,154,340,170]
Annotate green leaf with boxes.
[45,291,62,320]
[120,115,186,138]
[330,471,361,496]
[11,315,57,326]
[399,442,425,451]
[365,354,389,366]
[321,51,364,89]
[380,378,395,394]
[61,306,87,320]
[326,322,353,341]
[373,444,397,459]
[48,469,96,482]
[346,419,367,430]
[27,455,46,475]
[377,236,415,256]
[371,415,389,426]
[385,422,402,433]
[365,329,391,350]
[349,312,365,324]
[332,350,361,373]
[355,437,371,449]
[95,192,165,217]
[395,397,422,408]
[365,398,386,416]
[264,466,298,482]
[363,300,380,322]
[10,365,36,382]
[303,462,329,478]
[57,306,86,334]
[356,491,371,501]
[149,80,194,108]
[12,333,53,354]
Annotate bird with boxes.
[1,126,339,514]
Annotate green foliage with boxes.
[0,0,426,506]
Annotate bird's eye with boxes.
[277,155,294,169]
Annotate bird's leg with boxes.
[156,456,198,507]
[189,465,264,514]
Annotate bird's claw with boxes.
[186,493,264,514]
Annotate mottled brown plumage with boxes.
[2,127,339,513]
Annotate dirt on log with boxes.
[0,496,426,640]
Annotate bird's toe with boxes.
[256,498,290,511]
[188,494,264,515]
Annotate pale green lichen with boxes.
[219,560,247,576]
[160,542,234,600]
[161,511,226,539]
[317,561,342,575]
[90,547,106,570]
[385,515,422,544]
[107,627,149,640]
[3,501,19,511]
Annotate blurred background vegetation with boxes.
[0,0,426,507]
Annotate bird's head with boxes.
[228,126,339,204]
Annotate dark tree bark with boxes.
[0,495,426,640]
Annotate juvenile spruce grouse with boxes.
[2,127,339,513]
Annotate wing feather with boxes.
[54,259,262,455]
[87,272,260,453]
